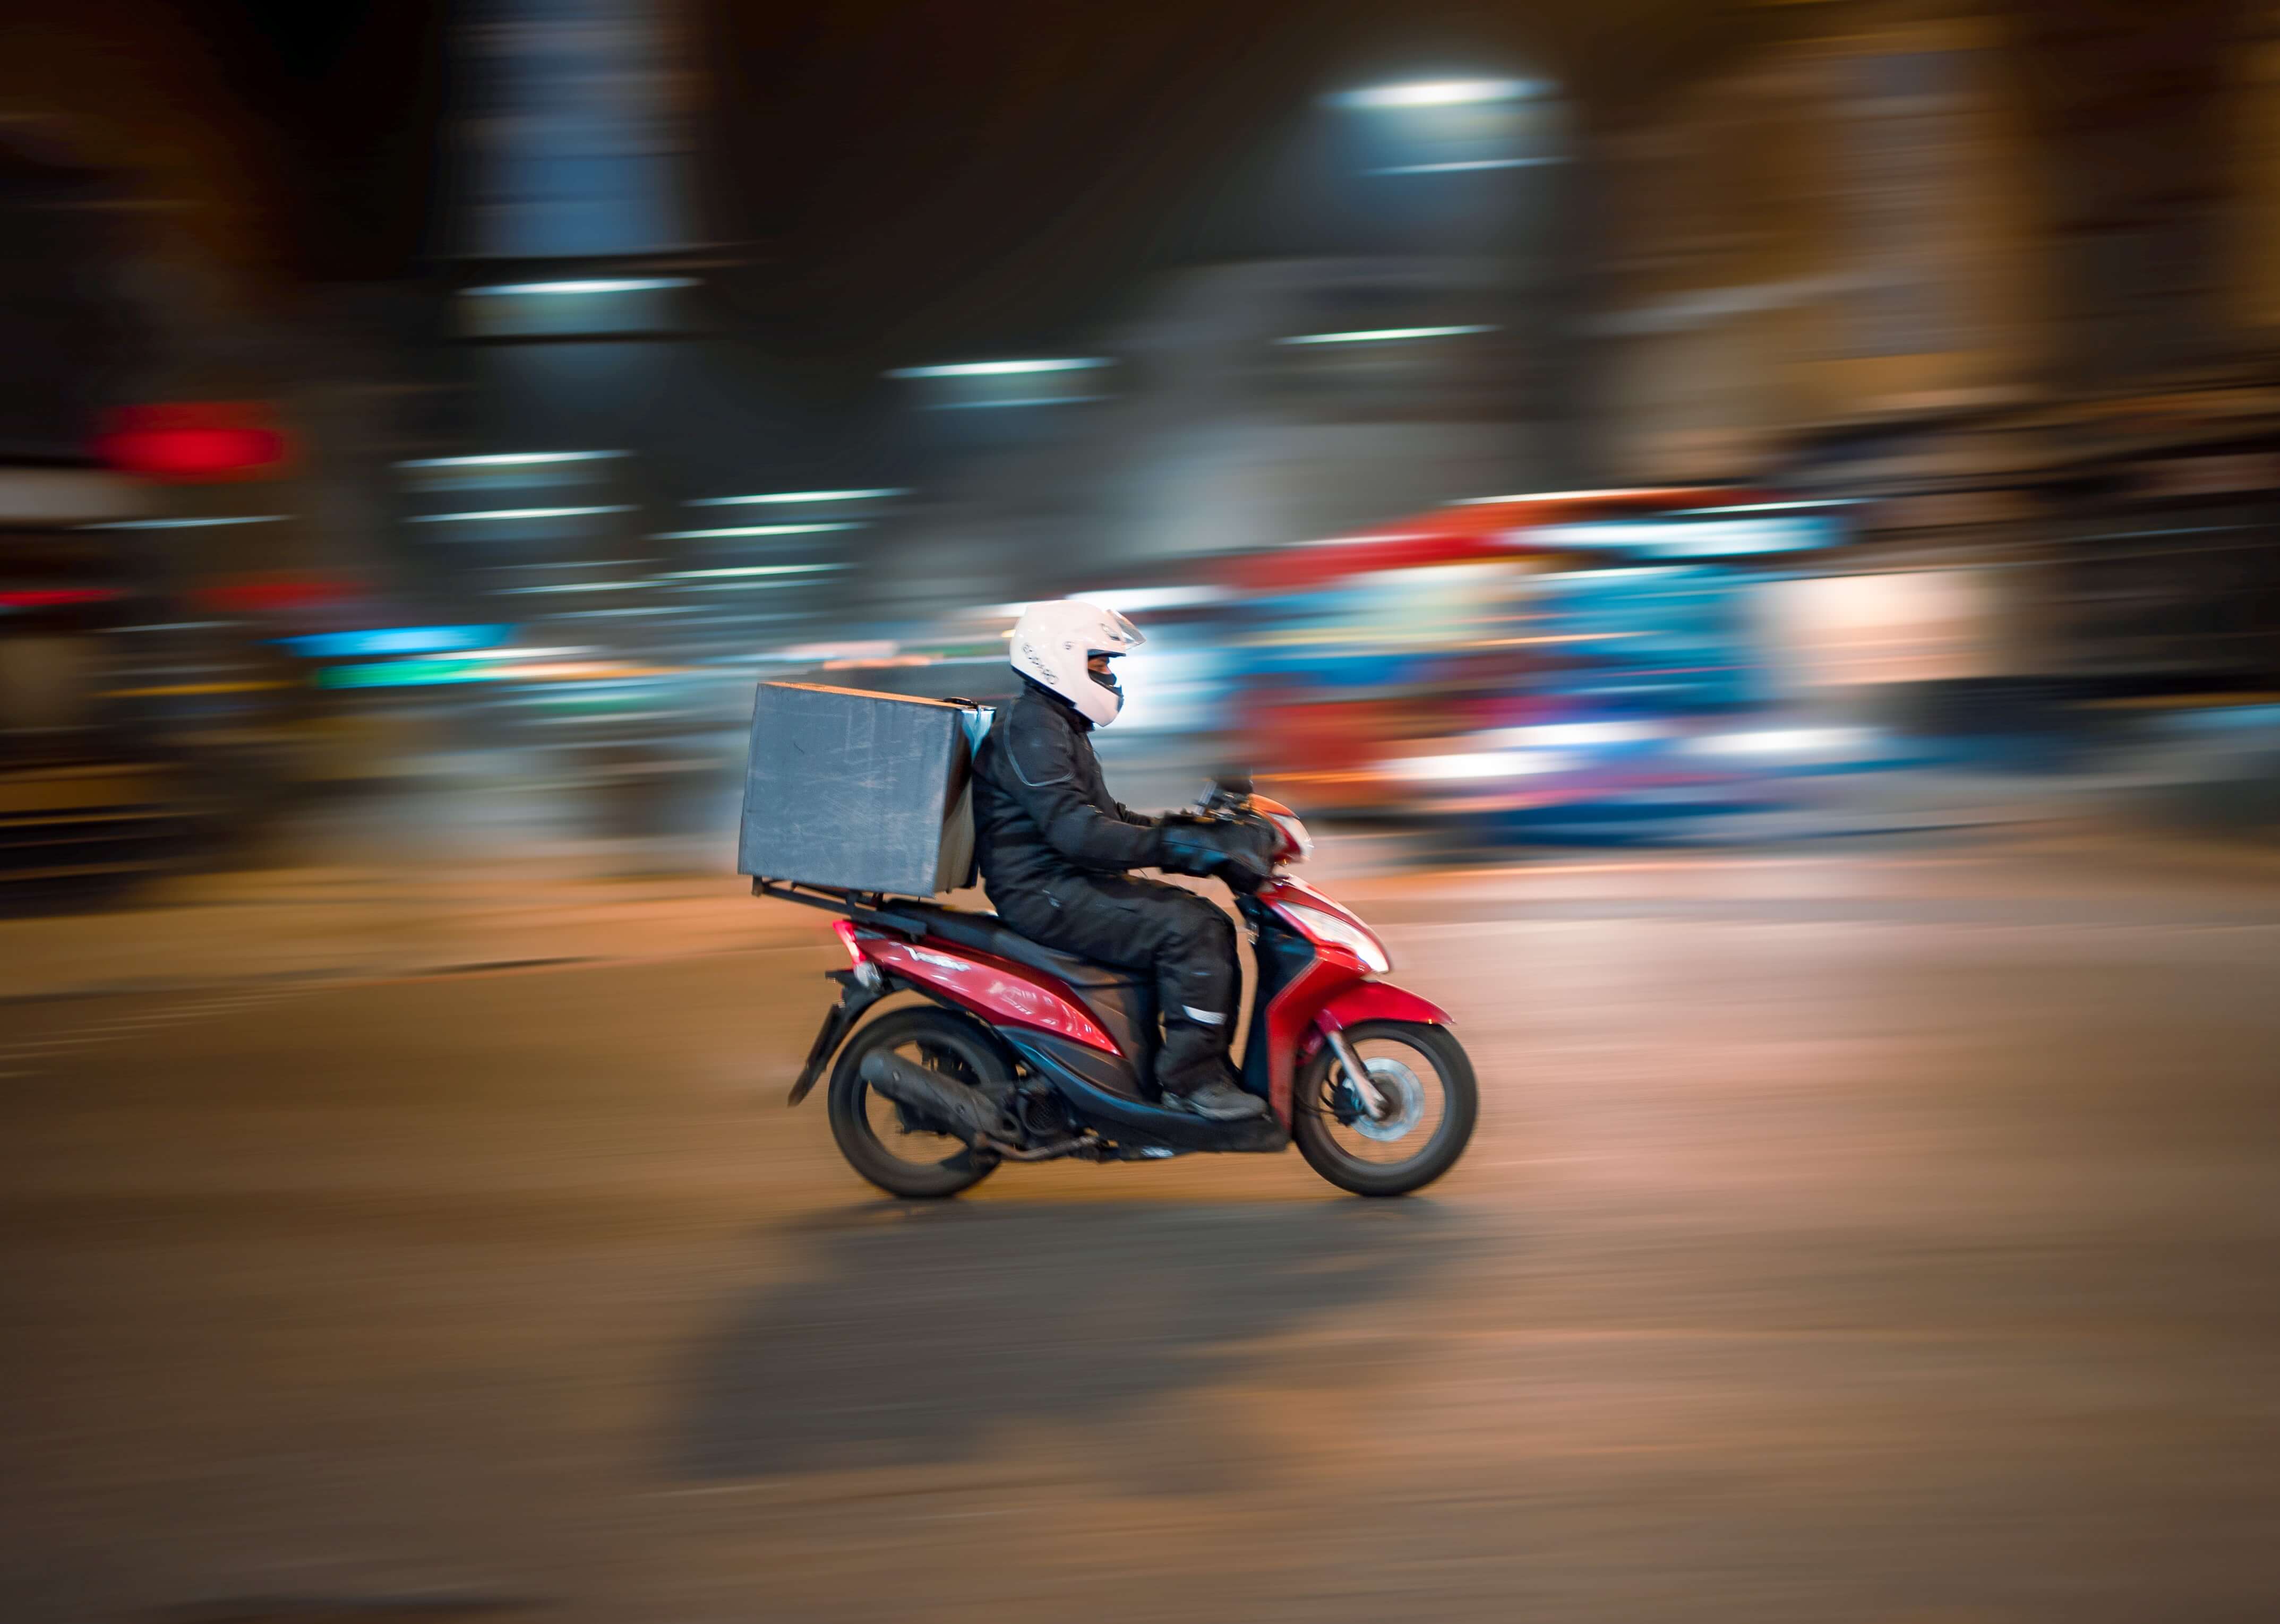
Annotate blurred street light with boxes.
[1331,78,1541,109]
[649,522,863,540]
[396,451,628,468]
[462,279,696,297]
[686,489,906,506]
[663,564,846,579]
[1276,324,1498,345]
[85,515,289,530]
[885,359,1108,378]
[408,505,635,523]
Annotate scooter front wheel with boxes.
[827,1008,1004,1200]
[1292,1019,1477,1197]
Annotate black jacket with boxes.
[972,679,1162,899]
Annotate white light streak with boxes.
[1369,158,1566,174]
[1334,79,1537,109]
[662,564,845,579]
[85,515,287,530]
[887,358,1110,378]
[408,506,633,523]
[1072,586,1228,612]
[649,522,862,540]
[1684,728,1873,759]
[395,451,627,468]
[1383,750,1575,781]
[463,279,695,296]
[1452,489,1667,505]
[1275,325,1496,346]
[927,395,1109,409]
[1667,500,1858,515]
[686,489,906,506]
[1482,721,1663,748]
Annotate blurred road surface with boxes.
[4,830,2279,1622]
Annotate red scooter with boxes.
[765,779,1476,1198]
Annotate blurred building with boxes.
[0,21,361,889]
[1593,6,2042,485]
[1584,0,2280,739]
[870,256,1542,616]
[413,0,856,660]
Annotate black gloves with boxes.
[1154,814,1277,893]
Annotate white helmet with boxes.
[1009,599,1145,726]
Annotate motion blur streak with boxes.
[3,0,2278,1619]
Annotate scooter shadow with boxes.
[671,1198,1470,1484]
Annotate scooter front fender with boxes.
[1314,979,1453,1033]
[1274,976,1455,1123]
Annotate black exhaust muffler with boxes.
[860,1051,1016,1146]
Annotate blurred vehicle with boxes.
[1218,488,1878,841]
[0,140,311,897]
[768,776,1476,1199]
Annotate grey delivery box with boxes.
[738,681,982,897]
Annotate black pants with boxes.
[996,873,1238,1095]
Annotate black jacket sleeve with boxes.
[1000,708,1163,872]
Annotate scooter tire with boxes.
[1292,1019,1477,1197]
[827,1007,1005,1200]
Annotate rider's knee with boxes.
[1162,895,1234,956]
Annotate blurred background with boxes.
[6,0,2279,887]
[5,2,2280,1621]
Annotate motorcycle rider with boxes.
[971,599,1277,1122]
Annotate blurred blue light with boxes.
[1534,517,1838,557]
[285,625,513,657]
[282,625,514,658]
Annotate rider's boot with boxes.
[1156,1019,1268,1121]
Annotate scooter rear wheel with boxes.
[1291,1019,1477,1197]
[827,1007,1006,1199]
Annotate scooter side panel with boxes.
[861,938,1119,1054]
[1009,1032,1289,1153]
[1240,909,1317,1106]
[1262,951,1367,1127]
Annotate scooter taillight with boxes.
[832,919,883,988]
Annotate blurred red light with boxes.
[97,403,290,482]
[193,575,355,614]
[0,588,120,608]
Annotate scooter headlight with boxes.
[1279,901,1392,973]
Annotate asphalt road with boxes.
[4,833,2278,1623]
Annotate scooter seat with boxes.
[897,904,1140,991]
